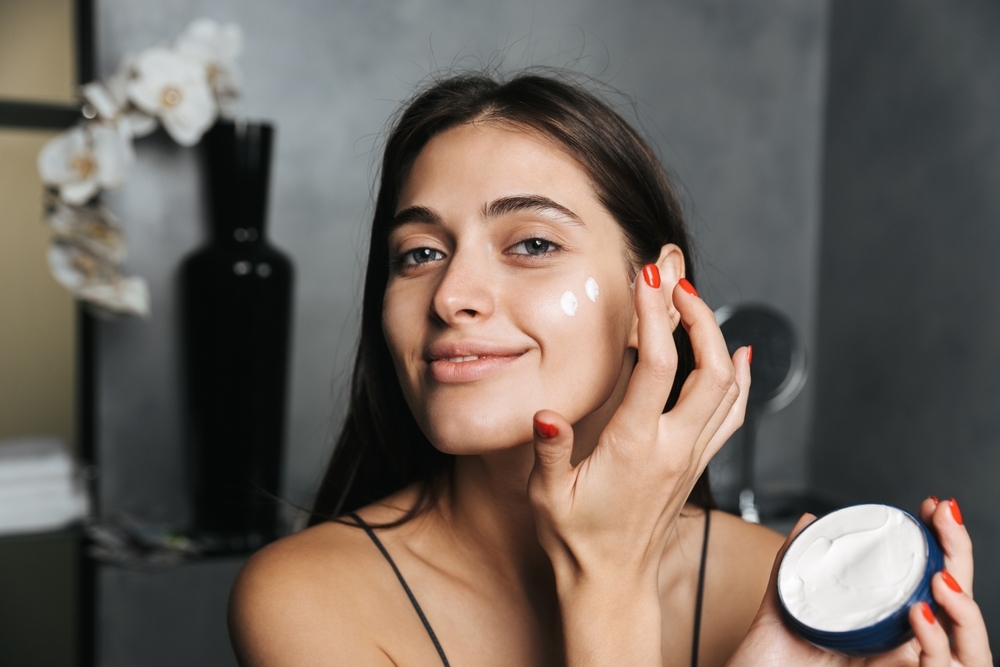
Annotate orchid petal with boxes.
[59,179,99,206]
[38,127,87,185]
[160,82,217,146]
[127,47,208,116]
[82,83,122,120]
[123,111,157,138]
[91,123,133,189]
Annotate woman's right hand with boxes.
[526,263,751,666]
[727,498,993,667]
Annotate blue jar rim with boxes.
[777,503,944,656]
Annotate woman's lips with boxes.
[427,353,524,383]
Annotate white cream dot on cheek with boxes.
[560,291,578,316]
[585,277,599,302]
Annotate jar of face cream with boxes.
[777,503,944,655]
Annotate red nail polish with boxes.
[920,601,935,624]
[929,495,939,505]
[678,277,698,297]
[642,264,660,289]
[533,418,558,440]
[949,498,964,525]
[747,345,753,365]
[941,570,962,593]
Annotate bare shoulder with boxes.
[228,520,392,667]
[706,509,784,605]
[709,509,785,571]
[700,510,785,667]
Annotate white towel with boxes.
[0,437,73,484]
[0,436,90,536]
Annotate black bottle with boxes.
[181,120,293,548]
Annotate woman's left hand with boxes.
[527,268,749,666]
[727,497,993,667]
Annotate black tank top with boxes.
[351,510,712,667]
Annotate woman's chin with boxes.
[422,414,535,456]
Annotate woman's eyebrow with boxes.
[483,195,584,225]
[390,205,440,229]
[390,195,583,231]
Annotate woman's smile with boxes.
[425,339,528,383]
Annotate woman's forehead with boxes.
[397,122,602,216]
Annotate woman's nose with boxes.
[431,247,495,325]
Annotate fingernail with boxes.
[949,498,964,525]
[533,417,558,440]
[941,570,962,593]
[678,277,698,297]
[920,601,935,624]
[929,495,939,505]
[642,264,660,289]
[747,345,753,365]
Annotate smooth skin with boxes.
[230,121,775,667]
[228,122,989,666]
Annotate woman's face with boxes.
[383,121,638,454]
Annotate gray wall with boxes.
[91,0,829,663]
[811,0,1000,645]
[95,0,828,524]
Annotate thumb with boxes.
[528,410,575,502]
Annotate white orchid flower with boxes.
[87,53,159,138]
[38,123,134,205]
[48,242,150,317]
[176,18,243,108]
[128,46,217,146]
[47,202,127,265]
[82,82,158,140]
[82,84,157,140]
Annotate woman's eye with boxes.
[511,238,560,256]
[401,247,444,266]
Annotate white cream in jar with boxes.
[778,504,928,632]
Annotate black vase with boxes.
[181,120,293,548]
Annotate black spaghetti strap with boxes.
[691,509,711,667]
[349,513,451,667]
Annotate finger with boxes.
[527,410,576,510]
[909,602,951,667]
[697,345,751,471]
[917,495,939,525]
[931,497,974,592]
[932,570,994,665]
[616,264,679,431]
[661,279,737,439]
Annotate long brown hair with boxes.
[309,71,713,527]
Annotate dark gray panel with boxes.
[0,536,76,667]
[98,558,244,667]
[813,0,1000,643]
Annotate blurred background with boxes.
[1,0,997,664]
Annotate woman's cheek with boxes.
[538,277,618,390]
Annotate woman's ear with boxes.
[627,243,685,349]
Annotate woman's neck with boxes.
[448,444,549,582]
[440,350,636,583]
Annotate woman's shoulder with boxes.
[228,519,393,666]
[231,518,375,607]
[705,508,784,604]
[699,509,785,667]
[708,508,785,564]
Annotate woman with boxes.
[229,72,991,667]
